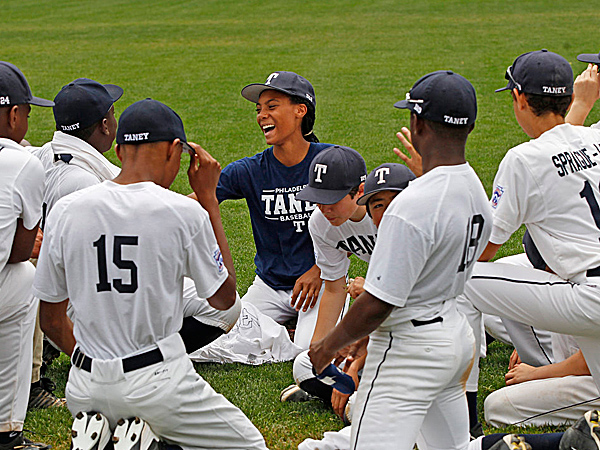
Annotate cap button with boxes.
[446,70,454,75]
[541,49,548,52]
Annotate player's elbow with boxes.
[39,300,65,339]
[207,274,237,310]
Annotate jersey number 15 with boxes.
[93,235,139,293]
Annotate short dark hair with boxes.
[58,119,99,141]
[419,115,472,143]
[290,95,319,143]
[348,185,360,199]
[512,92,572,118]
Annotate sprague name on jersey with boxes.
[552,146,598,177]
[261,186,317,232]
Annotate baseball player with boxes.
[457,49,600,450]
[565,52,600,126]
[288,157,416,423]
[0,61,53,450]
[33,98,267,450]
[284,145,372,406]
[217,71,334,349]
[35,78,239,354]
[309,70,493,450]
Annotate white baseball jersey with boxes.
[308,208,377,281]
[33,180,228,360]
[365,163,493,326]
[0,138,44,433]
[490,123,600,281]
[36,132,120,217]
[0,138,44,278]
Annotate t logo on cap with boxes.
[265,73,279,85]
[314,164,328,183]
[375,167,390,184]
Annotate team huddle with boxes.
[2,47,600,450]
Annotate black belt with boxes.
[72,347,163,373]
[588,266,600,277]
[411,317,443,327]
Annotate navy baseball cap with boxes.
[116,98,193,153]
[241,71,316,108]
[356,163,416,206]
[0,61,54,107]
[394,70,477,126]
[496,49,573,96]
[577,52,600,65]
[296,145,367,205]
[53,78,123,131]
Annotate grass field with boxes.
[5,0,600,448]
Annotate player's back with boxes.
[37,180,222,360]
[370,162,492,327]
[495,123,600,280]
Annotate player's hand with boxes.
[333,336,369,367]
[347,277,365,299]
[30,228,43,259]
[508,348,521,370]
[331,360,359,419]
[187,142,221,207]
[309,338,336,375]
[505,362,538,385]
[291,264,323,312]
[393,127,423,177]
[574,64,600,108]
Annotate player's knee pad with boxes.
[293,350,314,384]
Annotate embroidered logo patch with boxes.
[491,185,505,209]
[213,248,224,273]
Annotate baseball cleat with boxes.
[280,384,314,402]
[0,432,50,450]
[559,410,600,450]
[489,434,531,450]
[112,417,160,450]
[70,411,110,450]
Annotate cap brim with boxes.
[393,99,411,109]
[182,141,195,155]
[29,96,54,107]
[241,83,295,103]
[356,187,404,206]
[577,53,600,64]
[104,84,124,102]
[295,186,350,205]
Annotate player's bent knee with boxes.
[293,350,315,384]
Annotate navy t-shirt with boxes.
[217,143,332,290]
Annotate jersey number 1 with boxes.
[93,235,139,293]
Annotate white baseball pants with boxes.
[0,262,37,432]
[242,275,323,349]
[350,306,475,450]
[65,333,267,450]
[463,261,600,391]
[484,374,600,427]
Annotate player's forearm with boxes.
[39,299,75,356]
[8,220,39,263]
[545,350,590,378]
[566,100,596,126]
[311,279,347,343]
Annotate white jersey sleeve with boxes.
[489,148,545,244]
[13,152,45,230]
[184,204,229,299]
[363,215,429,307]
[33,198,69,302]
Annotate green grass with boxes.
[8,0,600,448]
